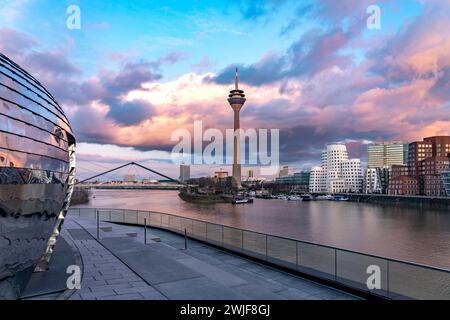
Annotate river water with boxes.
[73,189,450,269]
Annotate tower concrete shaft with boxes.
[228,67,246,188]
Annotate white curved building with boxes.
[341,159,362,192]
[309,144,363,193]
[309,166,325,193]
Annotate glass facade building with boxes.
[275,171,310,185]
[0,53,76,299]
[367,142,408,168]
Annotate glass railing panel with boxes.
[149,212,161,228]
[67,208,80,217]
[169,215,182,232]
[206,223,223,245]
[98,209,110,222]
[297,242,335,281]
[223,227,243,252]
[336,250,388,296]
[137,211,150,226]
[110,209,124,223]
[180,217,193,235]
[161,214,169,228]
[242,231,266,260]
[192,220,207,240]
[267,236,297,270]
[79,208,96,219]
[388,261,450,300]
[123,210,138,224]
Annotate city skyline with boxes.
[1,0,450,180]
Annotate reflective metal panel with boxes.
[0,53,75,299]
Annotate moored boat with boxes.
[232,198,254,204]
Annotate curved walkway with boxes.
[63,216,359,300]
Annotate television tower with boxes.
[228,67,246,188]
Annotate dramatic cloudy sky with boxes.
[1,0,449,180]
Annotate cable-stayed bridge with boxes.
[75,161,185,189]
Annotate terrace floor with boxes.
[33,216,360,300]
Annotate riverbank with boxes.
[338,193,450,210]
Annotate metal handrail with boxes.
[69,207,450,300]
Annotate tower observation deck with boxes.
[228,67,246,188]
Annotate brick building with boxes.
[422,156,450,196]
[388,176,419,195]
[405,136,450,195]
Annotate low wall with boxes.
[338,193,450,210]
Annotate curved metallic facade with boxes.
[0,53,76,299]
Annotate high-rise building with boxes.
[179,164,190,183]
[441,170,450,196]
[309,167,326,193]
[279,166,289,177]
[309,144,363,193]
[341,159,363,192]
[364,167,390,194]
[367,142,408,168]
[227,67,246,188]
[407,136,450,195]
[422,156,450,196]
[364,168,382,194]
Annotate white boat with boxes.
[288,195,302,201]
[232,198,254,204]
[316,195,333,200]
[334,195,349,201]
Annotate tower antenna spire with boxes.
[235,66,239,90]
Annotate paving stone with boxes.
[98,293,144,300]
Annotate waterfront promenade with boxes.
[35,216,357,300]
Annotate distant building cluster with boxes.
[306,136,450,197]
[308,144,363,193]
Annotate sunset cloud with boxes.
[1,0,449,178]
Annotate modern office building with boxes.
[364,167,390,194]
[279,166,289,177]
[422,156,450,196]
[407,136,450,195]
[364,168,382,193]
[309,144,363,193]
[341,159,363,192]
[441,170,450,196]
[367,142,408,168]
[309,166,326,193]
[275,171,310,185]
[0,53,76,298]
[179,164,190,183]
[388,176,419,195]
